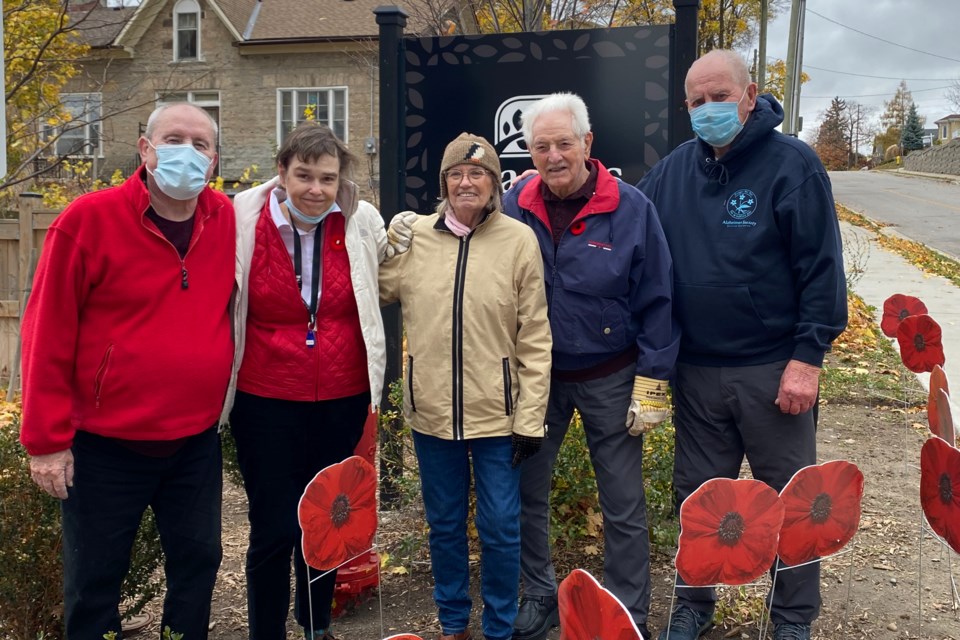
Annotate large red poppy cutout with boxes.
[676,478,784,587]
[921,436,960,554]
[896,314,945,374]
[558,568,643,640]
[928,365,950,439]
[299,455,378,570]
[934,389,957,448]
[777,461,864,566]
[881,294,927,338]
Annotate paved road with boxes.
[830,170,960,257]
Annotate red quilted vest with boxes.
[236,202,369,402]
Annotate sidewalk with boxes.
[842,221,960,390]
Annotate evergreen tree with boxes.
[901,103,925,152]
[814,97,849,170]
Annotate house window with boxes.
[174,0,200,61]
[156,91,221,174]
[278,88,347,143]
[44,93,102,157]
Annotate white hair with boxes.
[144,102,219,142]
[520,93,592,146]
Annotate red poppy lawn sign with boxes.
[777,461,864,566]
[928,365,951,440]
[933,388,957,448]
[896,314,945,374]
[881,294,927,338]
[558,568,644,640]
[676,478,784,587]
[299,455,378,571]
[920,436,960,555]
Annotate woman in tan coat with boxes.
[380,133,551,640]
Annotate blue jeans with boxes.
[412,431,521,640]
[62,428,222,640]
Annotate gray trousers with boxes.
[672,360,821,625]
[519,363,652,625]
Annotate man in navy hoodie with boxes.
[637,50,847,640]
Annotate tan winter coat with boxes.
[379,208,551,440]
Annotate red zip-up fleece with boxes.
[236,196,368,401]
[19,166,236,456]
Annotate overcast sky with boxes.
[761,0,959,145]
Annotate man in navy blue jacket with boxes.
[637,50,847,640]
[504,93,680,640]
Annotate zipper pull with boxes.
[181,266,189,290]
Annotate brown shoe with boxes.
[439,630,471,640]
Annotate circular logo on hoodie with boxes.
[726,189,757,220]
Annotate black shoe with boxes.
[773,623,811,640]
[657,605,714,640]
[512,595,559,640]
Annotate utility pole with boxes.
[758,0,768,92]
[783,0,806,135]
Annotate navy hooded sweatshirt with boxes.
[637,94,847,368]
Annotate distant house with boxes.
[54,0,436,192]
[934,114,960,143]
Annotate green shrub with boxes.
[0,409,165,639]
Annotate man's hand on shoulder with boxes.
[30,449,74,500]
[775,359,821,415]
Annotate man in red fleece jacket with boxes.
[20,103,235,640]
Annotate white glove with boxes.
[626,376,671,436]
[386,211,418,258]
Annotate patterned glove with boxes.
[511,433,543,468]
[626,376,670,436]
[384,211,418,260]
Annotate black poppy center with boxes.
[331,493,350,527]
[810,492,833,524]
[898,309,910,321]
[717,511,745,546]
[914,333,926,351]
[940,473,954,504]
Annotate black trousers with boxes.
[230,391,368,639]
[62,427,223,640]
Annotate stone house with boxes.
[58,0,437,196]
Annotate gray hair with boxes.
[685,49,752,97]
[520,93,592,146]
[144,102,219,143]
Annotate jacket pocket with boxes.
[407,355,417,412]
[674,283,770,356]
[94,343,114,409]
[501,357,513,416]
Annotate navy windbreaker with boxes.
[502,160,679,381]
[637,94,847,368]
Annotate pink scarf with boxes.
[442,206,473,237]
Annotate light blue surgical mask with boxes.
[689,88,749,148]
[147,142,212,200]
[285,196,337,226]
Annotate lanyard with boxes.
[288,207,323,348]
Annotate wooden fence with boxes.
[0,194,60,393]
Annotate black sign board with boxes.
[402,25,673,212]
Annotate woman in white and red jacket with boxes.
[227,122,387,640]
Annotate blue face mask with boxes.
[147,142,212,200]
[285,196,337,226]
[689,88,748,148]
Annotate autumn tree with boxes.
[901,102,925,153]
[844,101,876,167]
[761,59,808,102]
[814,97,849,171]
[946,78,960,113]
[875,80,920,156]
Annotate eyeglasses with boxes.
[445,168,489,182]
